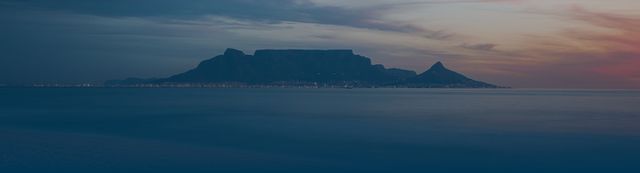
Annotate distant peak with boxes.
[224,48,245,56]
[429,61,447,70]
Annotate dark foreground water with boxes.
[1,88,639,173]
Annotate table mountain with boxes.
[106,48,503,88]
[155,48,416,85]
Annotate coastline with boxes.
[0,83,511,89]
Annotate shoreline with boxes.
[0,84,511,89]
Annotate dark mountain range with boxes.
[106,48,503,88]
[156,48,415,85]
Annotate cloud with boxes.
[563,6,640,86]
[483,5,640,88]
[564,5,639,52]
[2,0,636,88]
[422,30,455,40]
[0,0,433,34]
[459,43,497,51]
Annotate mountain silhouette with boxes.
[155,48,416,85]
[403,62,499,88]
[107,48,503,88]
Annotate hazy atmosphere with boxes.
[1,0,639,88]
[2,2,640,172]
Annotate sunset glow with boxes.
[1,0,639,88]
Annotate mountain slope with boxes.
[402,62,499,88]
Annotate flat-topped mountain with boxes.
[156,48,416,85]
[107,48,503,88]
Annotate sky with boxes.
[1,0,639,88]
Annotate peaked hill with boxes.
[403,62,499,88]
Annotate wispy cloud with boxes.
[0,0,433,35]
[1,0,638,88]
[563,6,640,85]
[486,5,640,88]
[459,43,497,51]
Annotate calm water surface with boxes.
[1,88,639,172]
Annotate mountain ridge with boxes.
[107,48,505,88]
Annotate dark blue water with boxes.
[1,88,639,173]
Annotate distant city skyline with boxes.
[1,0,639,88]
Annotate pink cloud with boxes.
[565,6,640,86]
[488,5,640,88]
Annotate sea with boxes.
[1,88,639,173]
